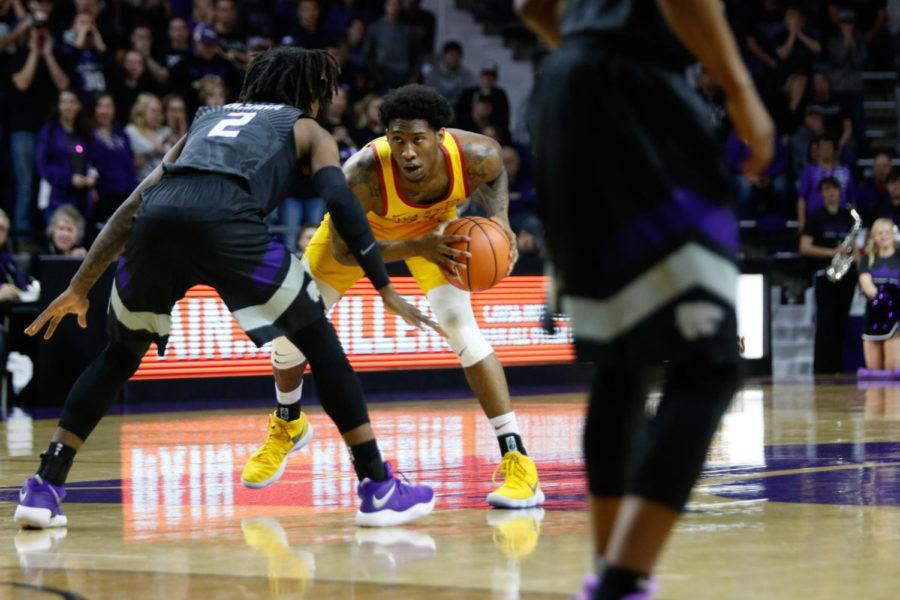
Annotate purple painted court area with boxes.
[705,441,900,506]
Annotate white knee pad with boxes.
[271,336,307,369]
[427,284,493,367]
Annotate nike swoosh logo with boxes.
[19,489,26,503]
[531,482,539,493]
[360,242,377,256]
[372,482,396,509]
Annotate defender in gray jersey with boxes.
[15,48,442,530]
[519,1,774,598]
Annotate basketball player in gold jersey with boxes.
[241,84,543,509]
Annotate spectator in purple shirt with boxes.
[88,93,136,233]
[35,90,96,223]
[725,127,789,218]
[797,135,854,228]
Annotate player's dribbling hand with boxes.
[416,223,470,284]
[25,287,89,340]
[726,83,775,176]
[379,284,447,338]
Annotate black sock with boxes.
[498,433,527,456]
[275,403,301,422]
[595,565,650,600]
[350,439,387,481]
[36,442,77,487]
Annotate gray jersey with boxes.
[164,102,305,214]
[560,0,691,70]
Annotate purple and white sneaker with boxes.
[572,574,660,600]
[14,475,67,529]
[355,462,435,527]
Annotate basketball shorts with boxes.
[530,35,740,365]
[108,174,325,355]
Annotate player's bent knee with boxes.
[271,336,307,370]
[426,284,493,368]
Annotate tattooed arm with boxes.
[460,132,518,272]
[26,136,187,339]
[330,148,472,276]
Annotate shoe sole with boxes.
[485,489,546,509]
[241,422,314,489]
[355,496,436,527]
[14,505,67,529]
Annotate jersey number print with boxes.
[207,112,258,138]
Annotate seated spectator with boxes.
[769,72,809,135]
[170,24,241,109]
[130,24,169,86]
[351,94,384,147]
[455,91,498,135]
[9,3,72,241]
[827,9,867,151]
[89,93,136,230]
[246,36,272,64]
[402,0,435,58]
[424,40,475,107]
[725,128,789,219]
[193,0,215,25]
[0,208,31,303]
[503,145,542,256]
[110,49,160,126]
[858,217,900,371]
[692,66,728,141]
[809,71,854,162]
[878,169,900,225]
[45,204,87,257]
[456,62,510,133]
[363,0,419,90]
[35,90,96,223]
[799,176,857,374]
[325,39,365,102]
[63,10,109,106]
[289,0,332,50]
[125,93,171,181]
[162,16,191,70]
[345,17,367,68]
[213,0,246,52]
[857,152,893,225]
[323,86,358,163]
[324,0,374,40]
[162,93,188,151]
[797,135,854,228]
[197,74,227,107]
[790,104,825,179]
[295,224,317,256]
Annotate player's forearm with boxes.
[334,237,420,266]
[658,0,754,97]
[474,169,511,227]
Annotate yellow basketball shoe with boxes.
[242,412,314,489]
[487,508,545,558]
[486,451,545,508]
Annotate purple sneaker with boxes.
[14,475,67,529]
[572,574,660,600]
[355,462,435,527]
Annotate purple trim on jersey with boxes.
[613,187,739,269]
[251,238,286,293]
[115,256,133,299]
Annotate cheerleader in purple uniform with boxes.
[858,218,900,376]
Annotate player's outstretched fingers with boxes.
[44,315,63,340]
[25,311,52,337]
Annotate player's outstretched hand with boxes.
[25,287,89,340]
[727,83,775,176]
[379,284,447,338]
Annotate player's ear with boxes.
[436,128,445,144]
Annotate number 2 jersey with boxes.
[156,102,305,216]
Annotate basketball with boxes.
[443,216,511,292]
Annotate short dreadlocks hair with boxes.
[239,47,339,113]
[379,84,454,131]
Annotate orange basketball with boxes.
[443,217,511,292]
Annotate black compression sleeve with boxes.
[313,166,389,290]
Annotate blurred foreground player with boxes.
[15,48,439,530]
[520,1,774,598]
[242,85,545,510]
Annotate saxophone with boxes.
[825,208,862,282]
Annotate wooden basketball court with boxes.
[1,384,898,598]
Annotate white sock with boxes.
[490,412,520,436]
[276,380,303,406]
